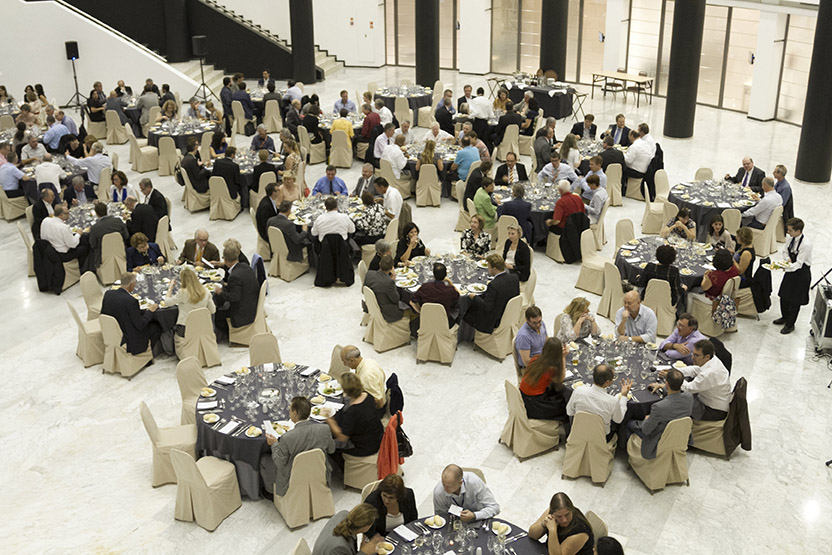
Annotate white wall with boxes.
[747,11,787,121]
[0,1,197,112]
[458,0,491,74]
[603,0,628,72]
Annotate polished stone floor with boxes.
[3,66,831,554]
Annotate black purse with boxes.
[394,412,413,458]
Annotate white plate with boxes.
[466,283,487,294]
[271,420,294,436]
[200,388,217,398]
[310,395,326,405]
[424,515,446,529]
[491,521,512,536]
[318,382,343,396]
[245,426,263,438]
[377,541,395,555]
[202,413,219,424]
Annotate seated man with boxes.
[652,339,730,421]
[256,183,279,242]
[495,151,528,184]
[374,124,396,163]
[408,262,461,332]
[585,175,608,225]
[427,121,453,143]
[341,345,387,410]
[212,146,248,208]
[259,396,335,498]
[461,253,520,334]
[533,127,554,173]
[599,135,625,171]
[496,182,533,242]
[20,135,46,164]
[627,368,693,459]
[363,255,404,323]
[493,101,524,146]
[433,464,500,522]
[450,135,480,183]
[622,130,652,193]
[88,201,128,268]
[213,243,260,339]
[32,187,56,239]
[514,305,548,369]
[434,98,455,136]
[741,177,782,230]
[311,195,355,242]
[615,290,657,344]
[352,163,380,197]
[724,156,765,194]
[185,97,208,120]
[42,115,70,153]
[124,196,158,243]
[566,364,632,441]
[66,141,111,186]
[659,314,706,365]
[356,103,380,145]
[178,228,220,266]
[312,165,349,196]
[0,151,30,198]
[466,131,490,162]
[250,124,276,151]
[576,155,607,201]
[267,200,313,262]
[40,204,88,266]
[138,178,168,221]
[374,98,393,126]
[181,138,211,193]
[570,114,597,140]
[333,89,357,114]
[602,113,631,146]
[394,119,414,145]
[63,175,97,206]
[660,206,696,240]
[545,180,585,235]
[380,134,410,180]
[538,152,578,185]
[101,271,162,356]
[35,154,62,193]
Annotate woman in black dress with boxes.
[528,492,594,555]
[502,224,531,282]
[326,372,383,467]
[775,218,812,335]
[732,227,755,289]
[363,474,418,537]
[395,222,431,265]
[637,244,687,310]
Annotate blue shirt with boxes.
[435,100,455,114]
[454,146,480,180]
[43,123,69,150]
[311,176,348,196]
[514,321,548,366]
[333,99,357,113]
[775,178,791,207]
[250,135,275,151]
[577,169,607,200]
[60,116,78,136]
[0,163,23,191]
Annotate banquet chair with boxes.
[394,97,410,127]
[494,125,519,162]
[124,123,147,165]
[529,149,538,184]
[298,126,327,165]
[251,171,277,215]
[252,210,272,262]
[466,198,478,218]
[357,259,369,286]
[474,295,522,360]
[0,114,14,131]
[96,232,127,285]
[328,344,351,381]
[721,208,741,237]
[625,176,645,201]
[101,314,153,378]
[249,332,283,366]
[735,280,758,319]
[694,167,713,181]
[17,222,35,277]
[367,82,378,94]
[519,268,538,314]
[80,271,103,320]
[379,159,412,200]
[545,229,566,263]
[178,308,221,367]
[653,169,670,201]
[98,166,112,197]
[343,452,380,490]
[105,111,129,144]
[690,418,728,458]
[268,226,309,282]
[58,257,81,291]
[454,182,470,232]
[139,403,197,487]
[175,357,207,425]
[170,448,242,531]
[662,200,679,225]
[562,411,617,484]
[415,165,441,207]
[690,275,739,337]
[208,176,241,221]
[518,117,538,156]
[496,215,519,248]
[575,230,607,295]
[360,480,382,503]
[291,538,312,555]
[460,467,487,483]
[358,252,373,280]
[591,198,610,250]
[129,133,159,173]
[510,336,523,382]
[627,417,693,493]
[67,301,104,367]
[329,130,352,169]
[273,449,335,529]
[416,303,459,364]
[113,151,121,171]
[228,280,271,346]
[157,136,180,177]
[263,99,283,133]
[0,187,28,221]
[231,100,250,135]
[606,163,623,206]
[643,279,675,337]
[615,219,635,251]
[585,511,609,541]
[499,380,560,459]
[155,216,171,261]
[25,204,34,231]
[641,199,667,235]
[363,286,411,352]
[181,168,210,213]
[199,131,212,163]
[87,118,107,141]
[751,205,782,256]
[417,104,434,128]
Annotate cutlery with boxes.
[505,532,527,543]
[211,418,226,430]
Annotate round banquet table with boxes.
[195,363,332,499]
[394,253,492,303]
[146,122,219,153]
[205,150,284,191]
[22,160,87,204]
[507,84,573,119]
[374,90,433,123]
[667,180,757,242]
[67,201,127,232]
[492,182,561,245]
[290,195,363,232]
[614,236,716,290]
[404,142,458,183]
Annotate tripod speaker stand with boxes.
[191,35,218,103]
[62,41,87,125]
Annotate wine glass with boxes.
[432,531,443,553]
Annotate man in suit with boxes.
[434,98,455,136]
[267,200,314,263]
[259,396,335,498]
[178,229,220,266]
[136,84,159,131]
[495,152,528,184]
[181,138,210,194]
[101,271,162,357]
[496,183,533,243]
[213,243,260,339]
[251,149,277,194]
[212,146,249,209]
[352,163,381,197]
[285,99,302,139]
[493,101,524,147]
[124,196,158,243]
[627,368,693,459]
[88,201,129,268]
[255,183,279,243]
[533,127,554,173]
[138,178,167,222]
[602,113,631,147]
[599,135,625,172]
[461,253,520,334]
[32,188,56,240]
[363,255,405,323]
[159,84,176,107]
[220,77,233,133]
[63,175,97,206]
[725,157,765,194]
[570,114,597,140]
[457,84,473,113]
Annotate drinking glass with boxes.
[432,531,443,553]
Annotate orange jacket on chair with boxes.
[377,411,403,478]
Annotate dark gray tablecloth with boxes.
[508,87,573,119]
[614,237,713,290]
[493,183,560,245]
[147,125,219,153]
[667,181,757,242]
[374,93,432,123]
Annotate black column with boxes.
[540,0,568,79]
[663,0,705,138]
[162,0,189,63]
[415,0,440,87]
[796,0,832,182]
[290,0,316,83]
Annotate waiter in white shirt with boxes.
[774,218,812,335]
[622,130,652,195]
[469,87,495,151]
[375,178,402,219]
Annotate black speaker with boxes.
[192,35,207,57]
[65,41,79,61]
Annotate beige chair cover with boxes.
[269,226,309,281]
[496,215,519,247]
[0,114,14,131]
[474,295,522,360]
[208,176,241,221]
[625,176,645,201]
[298,126,327,165]
[510,335,523,382]
[415,164,441,207]
[139,402,197,487]
[575,230,607,295]
[751,205,782,255]
[606,163,623,206]
[170,449,242,531]
[690,418,728,456]
[597,262,624,320]
[329,129,352,169]
[690,276,738,337]
[466,198,478,217]
[175,356,207,425]
[735,285,757,318]
[157,136,179,177]
[721,208,741,237]
[585,511,609,540]
[253,209,272,262]
[155,215,171,261]
[178,307,221,367]
[367,81,378,93]
[546,230,565,263]
[454,182,469,232]
[518,119,536,155]
[359,246,375,269]
[653,169,670,201]
[61,258,81,291]
[494,125,519,161]
[249,332,283,366]
[231,100,249,135]
[129,134,159,173]
[181,168,210,212]
[17,222,35,277]
[228,280,270,346]
[328,344,351,381]
[360,479,382,503]
[143,106,161,137]
[0,187,28,220]
[562,411,616,484]
[627,417,692,492]
[519,268,537,313]
[67,301,104,367]
[615,218,635,251]
[87,119,107,140]
[529,149,538,184]
[363,286,411,352]
[343,452,379,490]
[97,166,112,198]
[25,204,34,230]
[101,314,153,378]
[643,279,675,336]
[274,449,335,528]
[124,123,147,165]
[80,271,103,320]
[199,131,212,164]
[641,198,666,235]
[694,167,713,181]
[394,96,410,126]
[105,110,129,144]
[379,159,412,200]
[499,381,560,458]
[416,303,459,364]
[264,99,283,133]
[96,232,126,285]
[662,200,679,224]
[417,105,434,128]
[112,151,120,173]
[460,467,486,483]
[291,538,313,555]
[591,198,610,250]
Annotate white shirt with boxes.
[566,384,629,435]
[35,162,62,186]
[40,217,79,253]
[428,129,452,142]
[310,210,355,240]
[641,133,657,157]
[21,143,46,161]
[469,96,495,120]
[374,133,393,159]
[577,169,607,199]
[394,127,414,145]
[587,187,608,224]
[381,144,407,178]
[378,106,393,126]
[383,187,403,218]
[67,153,112,185]
[781,233,812,272]
[744,190,782,225]
[624,138,653,173]
[680,356,731,413]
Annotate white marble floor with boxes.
[3,66,832,554]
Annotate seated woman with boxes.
[732,227,755,289]
[660,207,696,240]
[109,170,139,203]
[395,222,431,265]
[326,373,384,463]
[163,267,216,357]
[156,99,178,123]
[414,139,444,174]
[502,224,531,282]
[559,133,581,170]
[519,337,571,424]
[707,214,735,252]
[528,492,594,555]
[556,297,599,344]
[363,474,418,537]
[278,138,302,181]
[276,175,302,204]
[126,232,164,271]
[637,244,687,308]
[701,248,740,300]
[460,214,491,258]
[493,88,509,111]
[520,97,540,136]
[355,190,389,246]
[369,239,392,271]
[210,131,228,159]
[204,101,222,125]
[313,503,383,555]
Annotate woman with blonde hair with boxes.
[502,223,531,282]
[164,267,216,357]
[519,337,571,423]
[279,138,303,181]
[326,372,383,462]
[559,133,581,169]
[156,99,178,123]
[313,503,382,554]
[556,297,599,343]
[276,174,302,203]
[204,101,222,124]
[493,88,509,111]
[414,139,443,173]
[460,214,491,258]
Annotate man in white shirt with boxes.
[310,196,355,240]
[20,135,46,165]
[376,178,402,219]
[468,88,495,120]
[35,153,62,186]
[0,151,30,197]
[622,130,653,195]
[650,339,731,421]
[282,80,303,103]
[66,141,112,185]
[433,464,500,522]
[374,99,393,126]
[538,152,578,185]
[341,345,387,411]
[428,122,453,143]
[381,134,410,180]
[637,123,657,157]
[40,204,88,265]
[374,123,396,160]
[585,175,608,225]
[576,155,606,201]
[742,177,782,230]
[566,364,632,440]
[393,120,414,145]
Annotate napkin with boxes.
[625,257,641,263]
[548,89,556,97]
[448,504,463,516]
[215,375,236,385]
[563,369,576,380]
[394,525,418,542]
[196,400,218,410]
[263,420,279,440]
[301,367,320,377]
[717,202,730,208]
[200,257,215,269]
[703,264,716,270]
[218,420,241,435]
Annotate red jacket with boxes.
[377,411,403,479]
[362,111,381,139]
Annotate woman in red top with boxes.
[519,337,571,423]
[701,248,739,300]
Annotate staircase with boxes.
[169,61,228,99]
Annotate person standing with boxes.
[774,218,812,335]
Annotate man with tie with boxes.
[602,113,631,147]
[373,123,396,161]
[178,229,220,266]
[495,152,529,184]
[311,165,348,196]
[352,163,381,197]
[725,157,766,194]
[457,85,474,113]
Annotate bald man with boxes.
[615,290,658,344]
[433,464,500,522]
[725,156,765,194]
[340,345,386,410]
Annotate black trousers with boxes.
[622,166,645,195]
[780,297,803,327]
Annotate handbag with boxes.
[394,412,413,458]
[711,294,737,330]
